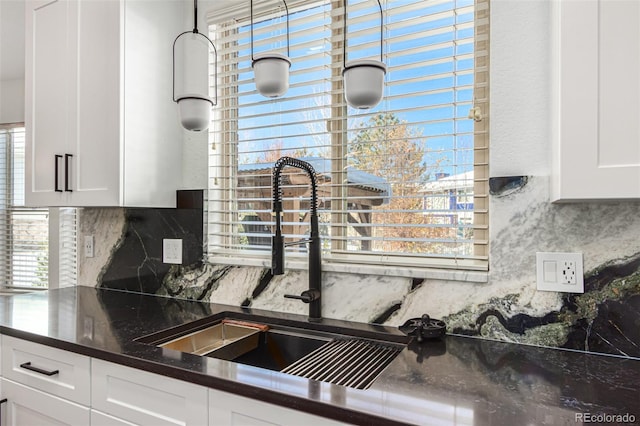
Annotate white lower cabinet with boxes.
[0,336,91,425]
[209,388,347,426]
[0,336,348,426]
[91,359,209,426]
[90,409,137,426]
[1,378,90,425]
[1,336,91,406]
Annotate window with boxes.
[207,0,489,274]
[0,125,77,290]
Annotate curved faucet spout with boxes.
[272,156,319,215]
[271,157,322,321]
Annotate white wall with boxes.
[0,0,25,124]
[490,0,552,177]
[0,79,24,124]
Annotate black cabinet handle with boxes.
[19,362,59,376]
[0,397,6,426]
[64,154,73,192]
[54,155,63,192]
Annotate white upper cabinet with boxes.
[25,0,184,207]
[551,0,640,201]
[25,0,74,206]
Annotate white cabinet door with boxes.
[91,359,208,426]
[69,0,122,206]
[209,388,347,426]
[1,378,90,426]
[25,0,76,206]
[552,0,640,201]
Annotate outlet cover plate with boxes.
[163,239,183,264]
[84,235,94,258]
[536,252,584,293]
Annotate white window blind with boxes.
[58,207,77,286]
[0,125,77,290]
[208,0,489,272]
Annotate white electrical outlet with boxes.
[536,252,584,293]
[84,235,94,258]
[163,239,183,264]
[561,260,577,284]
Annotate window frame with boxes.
[206,0,489,281]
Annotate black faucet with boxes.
[271,157,322,322]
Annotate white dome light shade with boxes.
[252,53,291,98]
[342,60,386,109]
[173,29,216,132]
[177,96,213,132]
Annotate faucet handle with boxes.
[284,290,320,304]
[271,234,284,275]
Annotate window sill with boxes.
[208,255,489,284]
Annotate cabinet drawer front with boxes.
[91,409,137,426]
[91,359,208,426]
[1,378,90,426]
[209,389,348,426]
[1,336,90,406]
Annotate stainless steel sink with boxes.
[136,312,405,389]
[158,320,264,359]
[230,328,331,371]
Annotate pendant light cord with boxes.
[343,0,383,65]
[194,0,199,33]
[250,0,290,62]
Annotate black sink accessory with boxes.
[399,314,446,342]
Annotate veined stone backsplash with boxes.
[78,178,640,359]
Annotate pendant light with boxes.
[250,0,291,98]
[342,0,386,109]
[173,0,217,132]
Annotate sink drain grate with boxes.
[280,338,401,390]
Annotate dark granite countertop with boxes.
[0,287,638,425]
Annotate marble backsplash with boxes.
[79,178,640,359]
